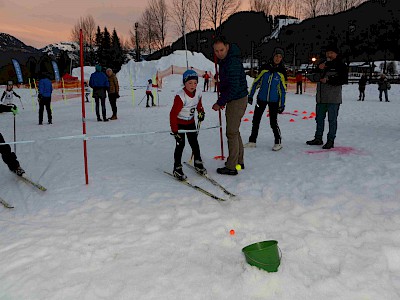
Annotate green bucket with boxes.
[242,240,282,272]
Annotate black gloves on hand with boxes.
[170,132,182,142]
[198,111,205,122]
[278,106,285,114]
[248,97,253,105]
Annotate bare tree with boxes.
[249,0,275,16]
[70,15,96,64]
[148,0,169,50]
[281,0,294,16]
[303,0,324,18]
[170,0,194,36]
[71,15,96,47]
[204,0,241,33]
[322,0,366,15]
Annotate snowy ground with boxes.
[1,73,400,299]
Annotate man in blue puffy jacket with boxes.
[38,73,53,125]
[89,65,110,122]
[212,36,248,175]
[245,48,287,151]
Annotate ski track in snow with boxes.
[1,64,400,299]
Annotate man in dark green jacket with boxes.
[212,36,248,175]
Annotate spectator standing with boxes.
[89,65,109,122]
[106,68,120,120]
[211,36,248,175]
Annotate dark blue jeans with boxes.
[315,103,340,141]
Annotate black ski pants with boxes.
[249,100,281,144]
[0,132,19,171]
[174,122,201,167]
[94,96,107,120]
[39,96,52,124]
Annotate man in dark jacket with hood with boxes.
[89,65,110,122]
[212,36,248,175]
[306,44,348,149]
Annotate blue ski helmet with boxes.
[182,69,198,84]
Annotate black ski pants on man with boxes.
[174,123,201,167]
[249,100,281,144]
[0,133,20,171]
[39,96,52,124]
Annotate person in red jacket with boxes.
[295,71,303,94]
[170,70,206,180]
[202,71,210,92]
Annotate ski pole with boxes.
[137,94,146,106]
[13,114,16,153]
[19,97,24,109]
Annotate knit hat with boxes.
[273,48,285,58]
[325,44,339,54]
[7,80,13,85]
[95,65,102,72]
[148,79,152,83]
[182,69,198,84]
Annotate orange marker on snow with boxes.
[290,119,295,122]
[230,229,235,235]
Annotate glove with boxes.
[248,97,253,105]
[38,94,42,101]
[198,111,205,122]
[278,106,285,114]
[170,132,182,142]
[11,106,18,116]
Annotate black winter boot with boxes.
[322,140,334,149]
[13,166,25,176]
[306,138,323,145]
[173,165,187,181]
[217,167,238,175]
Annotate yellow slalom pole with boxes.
[28,78,36,111]
[130,75,135,107]
[61,78,67,102]
[152,75,157,106]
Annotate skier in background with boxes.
[203,71,210,92]
[106,68,120,120]
[1,81,22,105]
[295,71,303,94]
[170,70,206,181]
[84,82,91,103]
[89,65,109,122]
[358,74,367,101]
[377,74,390,102]
[146,79,155,107]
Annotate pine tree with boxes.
[110,28,124,72]
[101,27,111,68]
[95,26,103,65]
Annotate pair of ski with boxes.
[0,174,47,209]
[164,162,235,202]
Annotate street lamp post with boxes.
[135,22,140,62]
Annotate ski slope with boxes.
[1,55,400,299]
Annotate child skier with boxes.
[245,48,287,151]
[0,104,25,176]
[146,79,155,107]
[170,70,206,180]
[84,81,91,103]
[1,81,22,106]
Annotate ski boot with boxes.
[194,160,207,175]
[13,166,25,177]
[173,165,187,181]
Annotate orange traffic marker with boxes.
[249,111,254,114]
[230,229,235,235]
[302,111,307,114]
[294,110,298,113]
[302,116,308,120]
[290,119,295,122]
[243,118,249,122]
